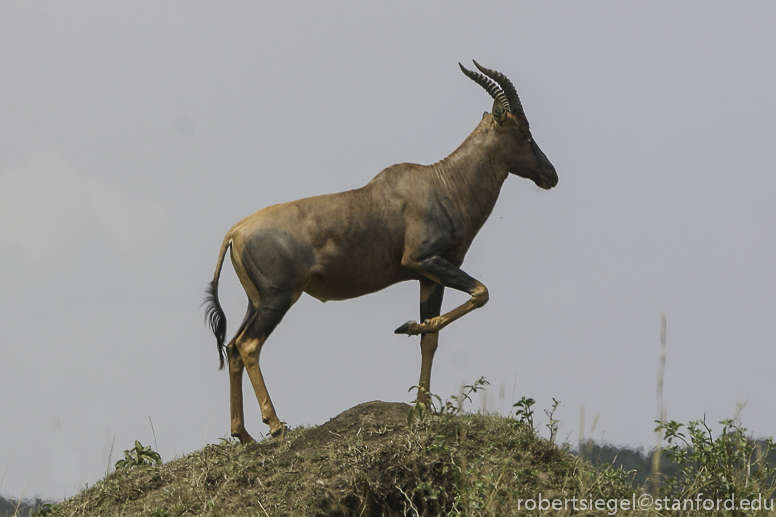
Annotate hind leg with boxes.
[226,304,259,442]
[234,292,296,438]
[227,340,254,443]
[229,228,313,439]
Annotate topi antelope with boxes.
[205,61,558,442]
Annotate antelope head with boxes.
[460,60,558,190]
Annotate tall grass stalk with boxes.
[652,312,667,493]
[105,436,115,478]
[148,415,158,453]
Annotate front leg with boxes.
[395,255,489,335]
[414,280,444,405]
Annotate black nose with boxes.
[541,165,558,189]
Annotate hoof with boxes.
[394,321,414,334]
[395,320,431,335]
[270,425,287,438]
[231,431,255,444]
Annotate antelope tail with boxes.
[205,233,232,370]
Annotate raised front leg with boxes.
[395,255,488,336]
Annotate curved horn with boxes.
[472,60,525,119]
[459,62,511,113]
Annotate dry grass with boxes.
[44,401,633,516]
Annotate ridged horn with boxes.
[472,60,525,119]
[459,62,511,114]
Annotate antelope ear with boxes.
[492,99,508,125]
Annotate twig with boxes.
[257,498,270,517]
[148,415,158,452]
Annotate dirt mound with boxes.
[49,401,631,516]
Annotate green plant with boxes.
[114,440,162,470]
[406,386,441,425]
[33,503,56,516]
[442,377,490,416]
[656,417,776,502]
[513,396,536,429]
[408,377,490,425]
[545,397,561,443]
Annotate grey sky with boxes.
[2,2,775,500]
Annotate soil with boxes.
[293,400,412,449]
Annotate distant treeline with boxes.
[577,439,776,491]
[576,440,678,490]
[0,495,49,517]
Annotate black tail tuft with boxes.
[204,281,227,370]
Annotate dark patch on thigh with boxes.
[240,228,316,296]
[247,292,294,341]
